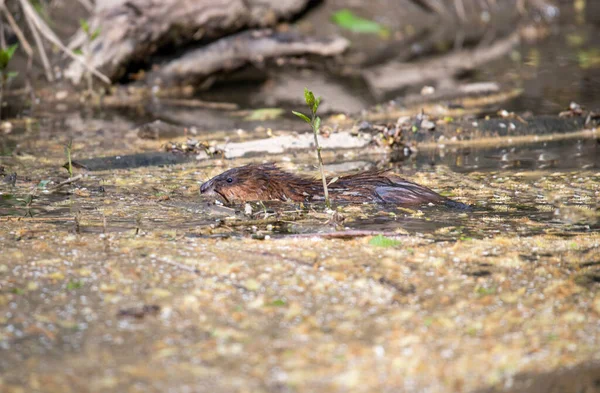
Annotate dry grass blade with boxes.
[17,0,111,84]
[454,0,466,21]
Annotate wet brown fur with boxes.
[201,163,465,208]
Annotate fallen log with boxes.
[65,0,316,83]
[150,30,349,86]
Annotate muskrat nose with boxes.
[200,181,211,194]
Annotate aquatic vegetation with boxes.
[369,234,401,248]
[331,9,388,36]
[64,139,73,178]
[0,43,18,119]
[293,88,331,208]
[0,44,18,73]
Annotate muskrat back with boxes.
[200,163,470,209]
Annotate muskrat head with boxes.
[200,164,275,204]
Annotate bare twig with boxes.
[22,1,53,81]
[0,12,5,48]
[51,174,83,190]
[158,98,238,110]
[289,230,408,239]
[0,2,33,56]
[17,0,111,84]
[77,0,94,12]
[66,31,86,51]
[454,0,467,22]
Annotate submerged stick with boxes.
[51,174,83,190]
[289,230,407,239]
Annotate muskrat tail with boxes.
[444,199,473,211]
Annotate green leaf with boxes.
[37,180,51,189]
[314,116,321,132]
[5,44,18,62]
[314,96,321,113]
[91,28,102,41]
[331,9,387,35]
[6,71,18,81]
[73,49,83,56]
[269,299,287,307]
[292,111,311,124]
[66,281,83,291]
[79,18,90,34]
[23,194,33,206]
[304,88,315,111]
[475,286,496,296]
[0,44,18,70]
[369,235,401,248]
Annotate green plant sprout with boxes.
[0,44,19,120]
[0,44,18,73]
[64,139,73,178]
[292,88,331,209]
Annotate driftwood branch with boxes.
[65,0,316,83]
[152,30,348,85]
[363,31,520,95]
[289,230,408,239]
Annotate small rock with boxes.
[55,91,69,100]
[420,119,435,131]
[1,122,12,132]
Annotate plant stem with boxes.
[85,40,93,93]
[65,140,73,178]
[0,74,3,121]
[0,22,4,121]
[311,115,330,209]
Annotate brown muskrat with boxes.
[200,163,469,209]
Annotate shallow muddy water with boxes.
[1,126,598,238]
[1,105,599,393]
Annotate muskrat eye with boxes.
[226,177,233,183]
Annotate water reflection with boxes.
[419,138,599,172]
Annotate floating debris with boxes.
[117,304,161,319]
[164,139,224,157]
